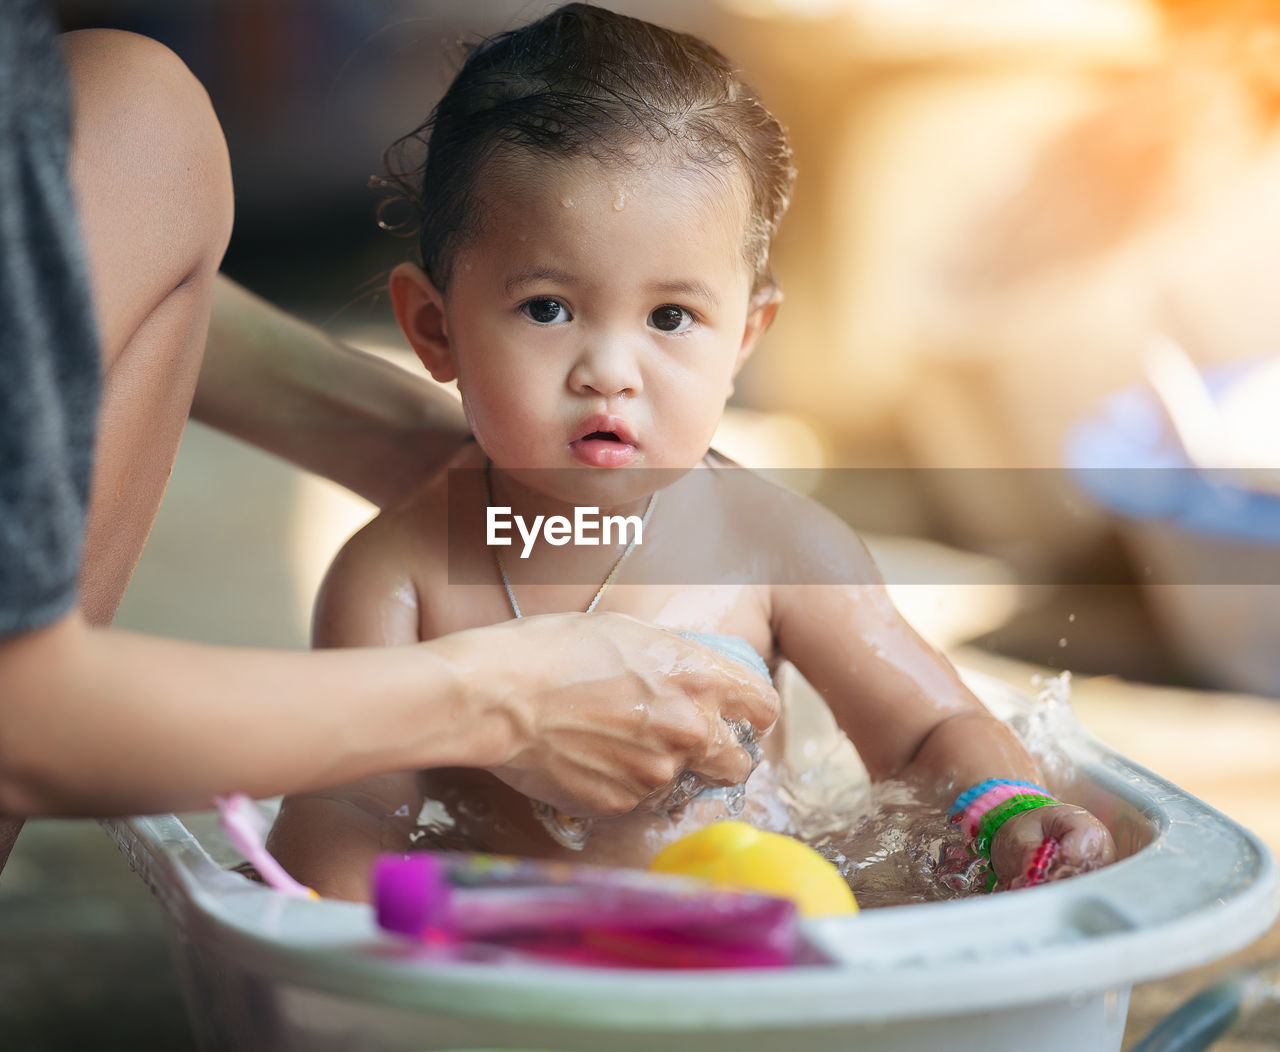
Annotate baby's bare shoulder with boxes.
[701,455,878,585]
[327,444,482,590]
[370,441,482,548]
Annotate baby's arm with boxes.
[267,517,428,901]
[771,508,1115,887]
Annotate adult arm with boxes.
[1,26,778,825]
[193,277,470,510]
[0,610,776,819]
[64,26,460,627]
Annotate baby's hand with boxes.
[989,804,1117,889]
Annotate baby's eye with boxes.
[649,305,694,333]
[521,298,571,324]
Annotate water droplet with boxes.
[532,801,593,850]
[1058,638,1069,648]
[1068,613,1076,622]
[613,190,627,211]
[560,195,575,208]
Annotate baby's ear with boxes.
[389,262,456,383]
[734,290,781,377]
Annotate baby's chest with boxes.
[418,576,777,669]
[603,581,777,669]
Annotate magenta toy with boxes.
[372,851,804,969]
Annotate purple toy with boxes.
[373,851,803,969]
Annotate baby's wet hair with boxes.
[377,2,794,302]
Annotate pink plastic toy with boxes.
[215,793,317,900]
[372,851,804,969]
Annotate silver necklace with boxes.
[483,459,658,619]
[482,460,658,851]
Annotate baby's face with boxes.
[440,154,760,503]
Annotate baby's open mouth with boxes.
[569,420,638,467]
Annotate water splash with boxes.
[721,718,763,817]
[412,673,1083,907]
[791,778,984,907]
[531,802,594,851]
[1010,671,1078,789]
[767,672,1085,907]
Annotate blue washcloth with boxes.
[667,631,770,810]
[678,631,771,684]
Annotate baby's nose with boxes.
[568,337,642,397]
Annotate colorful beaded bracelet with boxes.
[961,783,1043,837]
[947,778,1043,817]
[949,779,1062,892]
[1023,837,1061,888]
[973,795,1059,857]
[985,831,1062,893]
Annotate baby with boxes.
[267,3,1116,901]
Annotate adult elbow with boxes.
[0,617,88,815]
[0,744,61,816]
[0,718,74,815]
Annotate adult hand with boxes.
[446,612,779,817]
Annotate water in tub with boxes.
[407,668,1090,909]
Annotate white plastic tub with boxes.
[103,671,1278,1052]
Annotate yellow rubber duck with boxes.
[649,820,857,917]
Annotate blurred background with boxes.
[7,0,1280,1048]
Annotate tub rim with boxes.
[104,668,1280,1030]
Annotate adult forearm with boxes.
[0,616,506,816]
[192,275,468,508]
[0,613,778,820]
